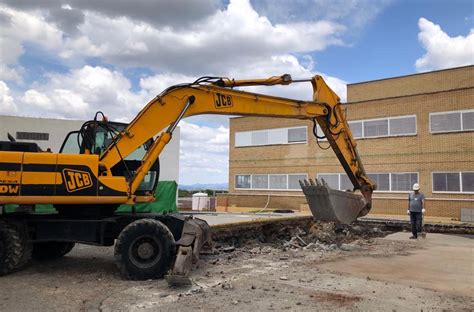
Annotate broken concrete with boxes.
[0,219,472,311]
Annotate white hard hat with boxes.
[413,183,420,191]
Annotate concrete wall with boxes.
[224,66,474,219]
[0,115,84,152]
[0,115,180,182]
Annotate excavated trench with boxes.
[209,217,392,252]
[207,216,473,255]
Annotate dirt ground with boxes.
[0,222,472,311]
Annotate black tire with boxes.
[32,242,75,261]
[114,219,176,280]
[0,220,30,276]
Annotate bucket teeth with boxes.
[300,176,367,224]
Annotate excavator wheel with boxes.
[0,220,31,275]
[114,219,176,280]
[32,242,75,261]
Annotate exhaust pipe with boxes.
[300,178,370,224]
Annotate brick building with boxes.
[219,65,474,218]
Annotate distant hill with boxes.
[179,183,228,191]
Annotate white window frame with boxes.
[432,171,474,194]
[318,115,417,141]
[363,117,389,138]
[389,172,420,193]
[366,172,391,192]
[287,126,308,143]
[234,173,308,191]
[360,115,417,139]
[235,126,307,147]
[388,115,418,137]
[318,172,418,193]
[235,174,251,190]
[317,173,349,190]
[429,109,474,134]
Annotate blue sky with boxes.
[1,0,473,185]
[311,0,474,82]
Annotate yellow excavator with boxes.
[0,74,374,283]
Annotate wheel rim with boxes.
[129,236,163,269]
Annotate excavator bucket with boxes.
[300,178,368,224]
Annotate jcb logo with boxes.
[214,93,233,109]
[0,184,19,195]
[63,169,93,192]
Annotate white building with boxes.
[0,115,180,182]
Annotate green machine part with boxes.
[3,181,178,215]
[117,180,178,214]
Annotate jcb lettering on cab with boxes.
[63,169,92,192]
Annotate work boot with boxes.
[409,236,417,239]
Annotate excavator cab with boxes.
[59,119,160,196]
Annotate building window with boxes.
[235,175,251,189]
[252,174,268,189]
[364,119,388,137]
[367,173,390,191]
[318,115,416,140]
[16,132,49,141]
[317,174,340,190]
[269,175,287,189]
[349,121,363,138]
[252,131,268,146]
[430,110,474,133]
[235,126,307,147]
[391,173,418,192]
[317,173,354,191]
[432,172,474,193]
[288,174,307,189]
[318,172,418,192]
[235,173,308,191]
[288,127,307,143]
[389,116,417,136]
[462,172,474,192]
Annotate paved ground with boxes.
[186,212,305,226]
[320,232,474,297]
[0,224,472,311]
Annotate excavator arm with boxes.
[100,74,374,223]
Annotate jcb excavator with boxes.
[0,74,374,283]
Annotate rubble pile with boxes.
[210,220,391,257]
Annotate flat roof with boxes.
[347,65,474,87]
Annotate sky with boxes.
[0,0,473,185]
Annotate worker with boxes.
[407,183,425,239]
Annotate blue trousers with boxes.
[410,211,422,238]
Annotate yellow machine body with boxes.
[0,152,128,205]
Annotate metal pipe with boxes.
[167,96,195,134]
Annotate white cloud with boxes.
[178,120,229,184]
[2,0,220,30]
[0,6,63,81]
[55,0,344,74]
[18,66,148,120]
[416,18,474,72]
[0,81,17,115]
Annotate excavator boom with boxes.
[99,74,375,223]
[0,74,374,223]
